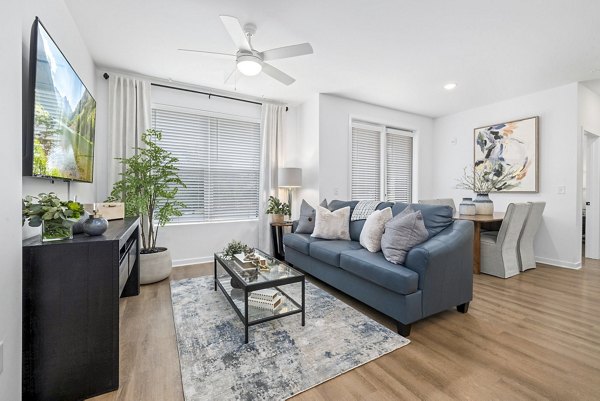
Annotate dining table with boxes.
[454,212,505,274]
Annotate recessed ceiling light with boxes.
[444,82,457,91]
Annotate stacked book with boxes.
[248,289,283,311]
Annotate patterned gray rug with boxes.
[170,276,409,401]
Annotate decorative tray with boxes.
[234,253,269,269]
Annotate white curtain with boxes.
[107,74,151,194]
[258,103,285,253]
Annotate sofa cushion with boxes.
[340,249,419,295]
[309,240,363,267]
[283,233,323,255]
[331,201,394,241]
[328,200,359,213]
[296,199,328,234]
[391,202,453,238]
[312,206,351,240]
[381,210,429,265]
[360,207,393,252]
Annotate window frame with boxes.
[348,117,417,203]
[151,103,262,225]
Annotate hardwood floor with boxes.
[89,258,600,401]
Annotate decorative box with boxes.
[84,202,125,221]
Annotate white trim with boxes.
[172,256,213,267]
[535,256,582,269]
[152,102,261,124]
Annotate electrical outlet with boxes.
[333,187,339,196]
[0,341,3,375]
[451,137,458,145]
[557,186,566,195]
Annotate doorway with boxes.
[582,130,600,260]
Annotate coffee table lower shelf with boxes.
[214,256,305,343]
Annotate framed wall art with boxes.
[474,116,539,192]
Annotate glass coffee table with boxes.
[213,249,305,343]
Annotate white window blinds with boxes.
[350,121,414,203]
[152,107,261,223]
[386,128,413,203]
[351,124,381,200]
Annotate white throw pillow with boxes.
[311,206,351,240]
[359,207,393,252]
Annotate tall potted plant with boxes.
[110,129,185,284]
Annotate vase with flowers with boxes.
[456,165,518,215]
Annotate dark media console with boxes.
[22,217,140,401]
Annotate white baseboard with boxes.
[535,256,582,269]
[172,256,213,267]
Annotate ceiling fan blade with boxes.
[219,15,250,51]
[178,49,235,57]
[261,43,313,61]
[261,62,295,85]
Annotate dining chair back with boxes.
[518,202,546,271]
[480,203,531,278]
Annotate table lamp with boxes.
[278,168,302,219]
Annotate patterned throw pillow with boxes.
[359,207,393,252]
[295,199,328,234]
[311,206,351,240]
[381,209,428,264]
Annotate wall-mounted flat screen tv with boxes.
[25,18,96,183]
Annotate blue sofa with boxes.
[283,200,474,336]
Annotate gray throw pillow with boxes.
[381,209,428,265]
[295,199,328,234]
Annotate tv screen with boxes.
[27,18,96,183]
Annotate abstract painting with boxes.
[474,116,539,192]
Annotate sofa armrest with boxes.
[404,220,474,317]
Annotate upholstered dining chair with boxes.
[480,203,531,278]
[418,198,456,213]
[518,202,546,271]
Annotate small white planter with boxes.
[140,248,172,284]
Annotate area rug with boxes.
[170,275,409,401]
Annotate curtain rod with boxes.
[102,73,288,111]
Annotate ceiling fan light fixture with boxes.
[237,54,262,76]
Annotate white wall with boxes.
[432,83,581,268]
[289,95,320,217]
[21,0,99,238]
[0,2,23,399]
[318,94,434,202]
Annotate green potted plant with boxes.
[22,192,84,241]
[265,196,291,223]
[109,129,185,284]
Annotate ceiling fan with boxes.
[179,15,313,86]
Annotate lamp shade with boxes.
[278,168,302,188]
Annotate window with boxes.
[152,106,261,223]
[351,121,414,202]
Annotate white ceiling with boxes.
[64,0,600,117]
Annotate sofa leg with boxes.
[396,321,412,337]
[457,302,470,313]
